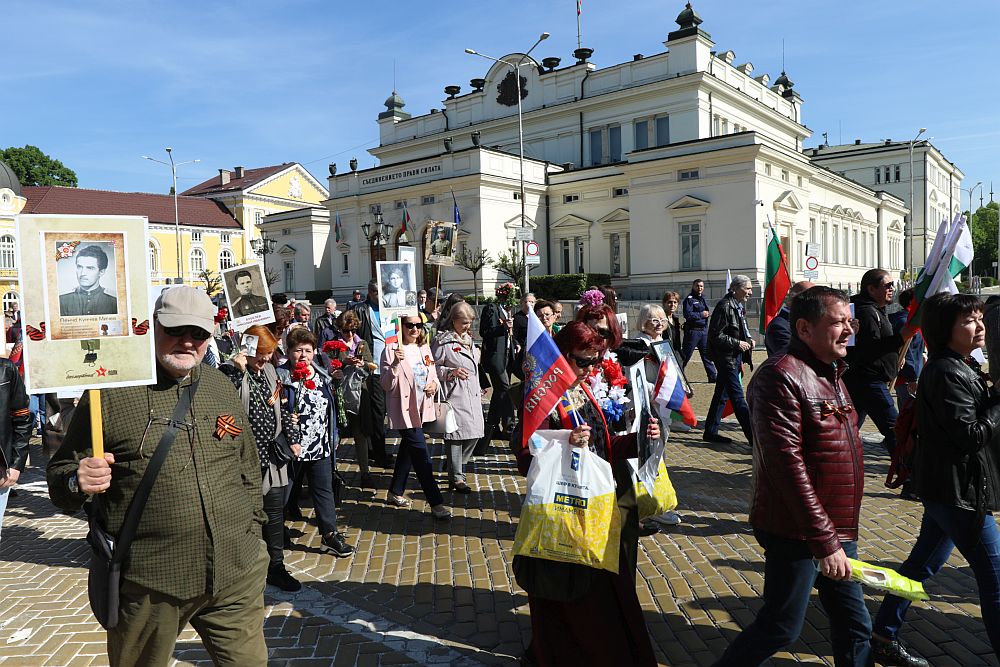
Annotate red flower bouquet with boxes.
[329,359,343,370]
[303,379,316,391]
[290,361,310,382]
[323,340,348,355]
[214,307,229,324]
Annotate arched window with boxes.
[0,235,16,270]
[2,291,19,313]
[218,249,234,271]
[149,241,159,274]
[190,248,205,275]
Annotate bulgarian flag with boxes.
[760,221,791,333]
[334,211,343,243]
[907,213,973,328]
[401,204,411,236]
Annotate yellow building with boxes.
[19,185,245,288]
[182,163,328,263]
[0,161,27,312]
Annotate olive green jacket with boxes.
[47,364,265,599]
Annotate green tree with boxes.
[199,269,223,296]
[0,145,77,187]
[454,246,491,304]
[493,248,540,293]
[968,201,999,279]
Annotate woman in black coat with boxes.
[871,293,1000,664]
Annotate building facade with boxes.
[287,3,921,301]
[0,161,27,313]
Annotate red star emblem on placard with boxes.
[96,367,107,377]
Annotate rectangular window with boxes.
[852,229,859,266]
[874,167,881,184]
[809,218,817,243]
[655,116,670,147]
[832,225,839,263]
[679,223,701,270]
[611,234,622,276]
[589,129,603,166]
[842,228,849,264]
[421,195,435,205]
[781,169,789,182]
[221,232,231,244]
[341,253,349,274]
[284,261,294,293]
[609,125,622,162]
[282,228,290,236]
[563,194,580,203]
[513,192,521,200]
[561,239,571,273]
[765,163,772,176]
[394,200,406,209]
[883,166,891,183]
[821,221,828,262]
[191,231,203,243]
[613,187,629,198]
[576,238,585,273]
[634,120,649,151]
[721,118,729,134]
[894,165,901,182]
[797,175,803,187]
[713,115,721,136]
[678,169,700,181]
[254,211,263,226]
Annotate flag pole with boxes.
[576,0,582,50]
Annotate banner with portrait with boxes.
[221,262,275,332]
[376,260,418,333]
[16,214,156,393]
[424,221,456,267]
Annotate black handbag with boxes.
[269,433,295,466]
[85,379,198,630]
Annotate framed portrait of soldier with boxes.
[17,214,156,393]
[650,339,693,398]
[376,260,418,332]
[221,262,275,332]
[424,221,456,266]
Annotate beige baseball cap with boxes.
[154,286,216,334]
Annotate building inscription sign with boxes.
[362,164,441,186]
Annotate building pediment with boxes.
[929,190,938,203]
[773,190,803,214]
[336,242,351,252]
[550,214,591,232]
[666,195,711,214]
[504,216,538,230]
[278,244,296,255]
[249,164,329,203]
[888,220,903,232]
[597,208,630,225]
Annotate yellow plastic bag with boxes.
[512,430,621,573]
[634,457,678,520]
[848,559,929,602]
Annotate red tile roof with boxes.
[20,186,243,229]
[180,163,292,196]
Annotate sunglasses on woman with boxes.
[401,321,422,330]
[569,353,601,368]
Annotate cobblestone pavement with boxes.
[0,352,995,666]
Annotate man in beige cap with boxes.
[47,286,269,666]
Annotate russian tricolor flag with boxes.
[521,309,576,447]
[652,357,697,427]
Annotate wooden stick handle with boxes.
[89,388,104,459]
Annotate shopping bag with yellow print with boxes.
[512,430,621,573]
[632,454,678,520]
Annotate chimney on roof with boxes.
[234,166,245,179]
[219,169,231,185]
[855,139,862,145]
[884,139,892,146]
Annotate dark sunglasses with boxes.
[595,327,613,340]
[163,325,212,341]
[401,321,422,330]
[569,353,601,369]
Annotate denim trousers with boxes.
[704,364,753,443]
[847,379,897,454]
[713,533,872,667]
[681,328,717,382]
[874,501,1000,657]
[389,428,444,506]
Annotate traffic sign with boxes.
[525,241,539,256]
[806,243,821,257]
[515,228,534,241]
[803,269,819,280]
[526,255,542,265]
[804,256,819,271]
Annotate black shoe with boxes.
[321,531,355,557]
[638,521,660,537]
[374,455,395,469]
[266,564,302,592]
[872,638,929,667]
[285,506,305,522]
[702,433,732,444]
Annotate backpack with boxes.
[886,398,917,488]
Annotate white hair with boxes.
[638,303,666,331]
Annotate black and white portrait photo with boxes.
[57,242,119,317]
[379,262,417,308]
[221,262,275,331]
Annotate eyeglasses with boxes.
[401,321,421,330]
[569,354,601,369]
[878,282,895,290]
[648,318,665,325]
[162,325,212,341]
[595,327,613,340]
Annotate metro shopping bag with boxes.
[512,430,621,573]
[631,455,678,520]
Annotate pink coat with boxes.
[380,342,438,430]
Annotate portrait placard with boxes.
[424,221,456,267]
[221,262,275,332]
[650,339,693,398]
[398,245,416,264]
[376,260,418,332]
[17,214,156,393]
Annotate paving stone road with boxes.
[0,352,995,666]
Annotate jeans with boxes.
[714,533,871,667]
[681,328,717,382]
[895,385,916,413]
[704,364,753,443]
[874,502,1000,657]
[847,379,897,455]
[262,484,285,566]
[389,428,444,506]
[0,487,8,542]
[290,457,338,535]
[445,438,477,484]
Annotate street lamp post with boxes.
[907,128,926,278]
[361,206,394,279]
[250,233,277,284]
[142,148,200,284]
[466,32,550,294]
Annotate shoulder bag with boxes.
[85,379,198,630]
[424,382,457,437]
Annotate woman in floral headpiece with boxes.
[575,298,629,429]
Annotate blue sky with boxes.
[5,0,998,206]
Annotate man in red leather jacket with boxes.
[714,286,872,667]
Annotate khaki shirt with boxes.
[47,364,265,599]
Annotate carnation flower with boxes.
[329,359,343,370]
[303,379,316,390]
[290,361,310,381]
[214,308,229,324]
[323,340,348,354]
[579,289,605,307]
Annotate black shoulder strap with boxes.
[106,379,199,564]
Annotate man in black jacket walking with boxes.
[844,269,913,455]
[348,281,392,468]
[475,299,515,455]
[703,275,754,445]
[0,358,31,542]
